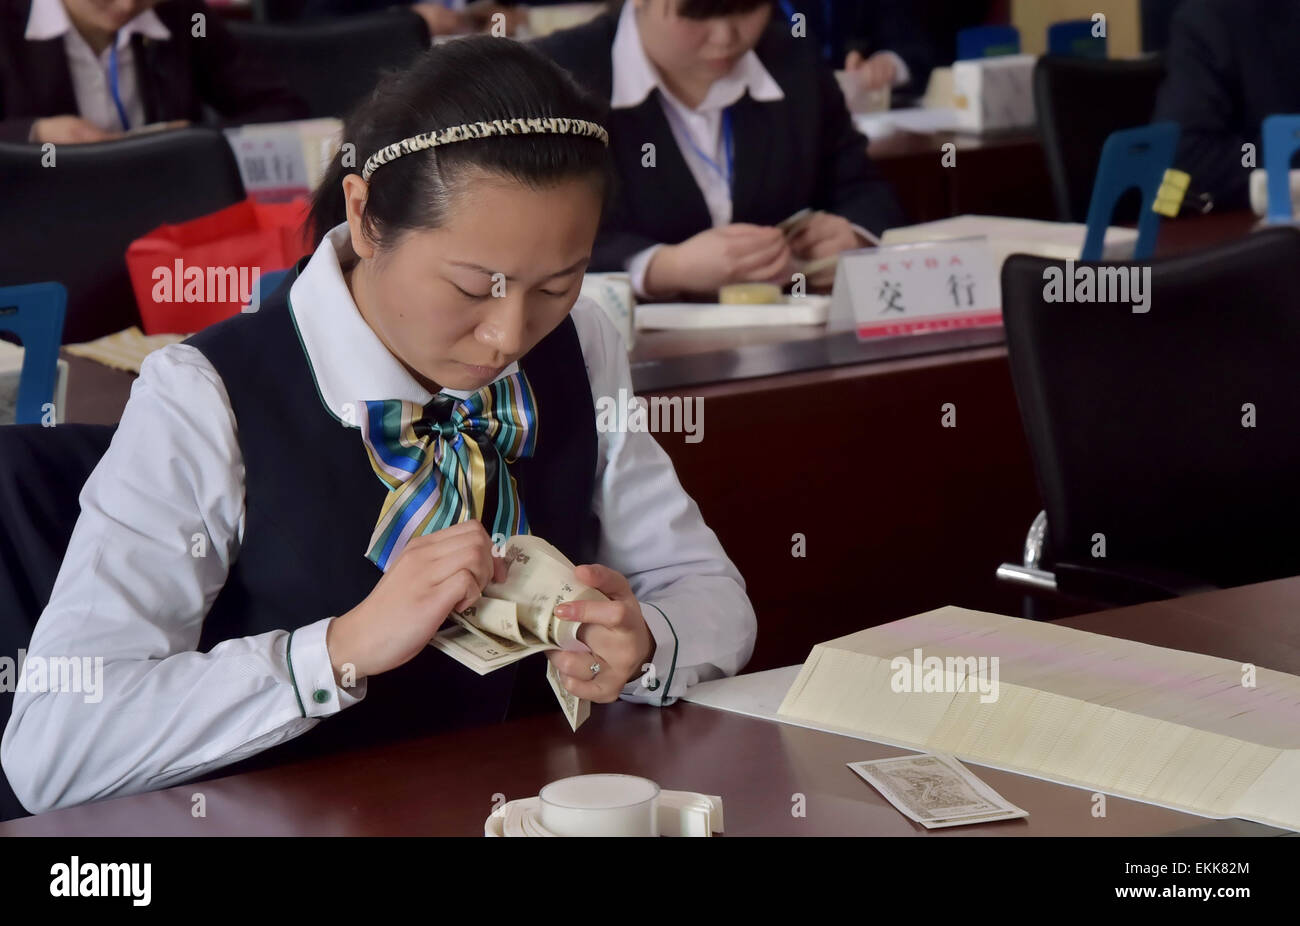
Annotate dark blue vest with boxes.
[181,270,599,776]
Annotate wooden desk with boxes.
[2,576,1292,836]
[868,130,1056,224]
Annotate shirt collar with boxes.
[610,0,783,112]
[288,223,519,426]
[25,0,171,46]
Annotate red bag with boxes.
[126,197,312,335]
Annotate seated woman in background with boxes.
[536,0,905,300]
[0,0,307,144]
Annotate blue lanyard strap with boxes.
[107,36,130,131]
[669,105,735,193]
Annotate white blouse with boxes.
[1,225,757,815]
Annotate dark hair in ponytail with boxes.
[308,36,612,250]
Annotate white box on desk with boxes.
[0,340,68,425]
[951,54,1037,133]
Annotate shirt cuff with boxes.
[626,243,664,301]
[620,601,679,707]
[287,617,367,718]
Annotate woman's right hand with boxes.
[31,115,118,145]
[326,520,507,685]
[646,224,793,297]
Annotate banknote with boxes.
[777,207,814,234]
[428,534,601,731]
[847,753,1029,829]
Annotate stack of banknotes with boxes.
[429,534,606,731]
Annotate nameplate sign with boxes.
[829,239,1001,339]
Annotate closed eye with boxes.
[451,282,490,300]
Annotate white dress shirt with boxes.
[1,224,757,814]
[612,2,872,298]
[24,0,171,136]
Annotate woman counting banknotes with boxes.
[1,37,756,815]
[535,0,906,299]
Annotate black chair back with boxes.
[1001,226,1300,596]
[0,423,116,820]
[1034,55,1168,223]
[0,129,245,344]
[228,12,431,120]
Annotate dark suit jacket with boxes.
[0,0,307,142]
[1152,0,1300,211]
[785,0,937,93]
[535,12,907,273]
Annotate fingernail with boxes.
[555,603,574,617]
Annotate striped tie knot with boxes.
[357,370,539,571]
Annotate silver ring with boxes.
[589,662,602,678]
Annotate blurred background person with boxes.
[775,0,936,100]
[537,0,905,300]
[0,0,307,143]
[1153,0,1300,211]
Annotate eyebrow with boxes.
[446,257,590,282]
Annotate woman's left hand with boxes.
[788,212,863,262]
[788,212,870,287]
[546,564,654,703]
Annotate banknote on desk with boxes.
[429,534,605,731]
[848,753,1029,829]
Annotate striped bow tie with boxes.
[357,371,538,571]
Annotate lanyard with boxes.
[669,105,735,193]
[107,35,130,131]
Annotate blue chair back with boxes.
[956,25,1021,60]
[1081,122,1180,261]
[1262,114,1300,224]
[1048,19,1108,58]
[0,283,67,425]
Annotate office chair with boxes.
[0,423,117,820]
[0,129,245,344]
[997,226,1300,609]
[0,284,66,424]
[227,12,431,120]
[1081,122,1180,261]
[1033,55,1168,224]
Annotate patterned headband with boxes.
[360,117,610,181]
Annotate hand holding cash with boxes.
[780,208,871,282]
[430,534,653,731]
